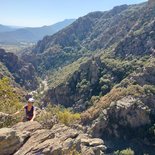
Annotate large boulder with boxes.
[13,121,42,133]
[0,112,13,128]
[0,128,30,155]
[14,129,55,155]
[89,96,151,138]
[78,134,106,155]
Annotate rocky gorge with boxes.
[0,0,155,154]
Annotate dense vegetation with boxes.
[0,77,22,114]
[0,77,23,127]
[114,148,135,155]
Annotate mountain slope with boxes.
[33,4,134,55]
[22,1,155,108]
[23,2,152,75]
[0,19,75,43]
[0,29,37,43]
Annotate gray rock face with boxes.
[109,97,150,128]
[0,49,38,90]
[44,57,102,111]
[114,15,155,58]
[0,128,30,155]
[148,0,155,6]
[131,66,155,87]
[14,129,55,155]
[0,112,12,128]
[0,121,105,155]
[89,96,151,138]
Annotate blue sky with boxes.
[1,0,147,27]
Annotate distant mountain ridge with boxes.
[0,24,16,33]
[0,19,75,43]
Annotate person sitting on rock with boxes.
[13,98,36,122]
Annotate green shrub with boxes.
[76,79,90,92]
[149,124,155,135]
[99,77,111,85]
[37,105,81,127]
[143,85,155,95]
[90,96,100,104]
[57,109,81,126]
[114,148,135,155]
[101,85,109,92]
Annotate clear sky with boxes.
[0,0,147,27]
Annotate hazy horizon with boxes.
[1,0,147,27]
[0,19,76,28]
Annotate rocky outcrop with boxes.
[44,57,102,111]
[0,49,38,90]
[12,121,42,133]
[88,96,151,138]
[130,66,155,87]
[43,51,138,112]
[0,128,29,155]
[0,112,15,128]
[0,121,105,155]
[114,5,155,58]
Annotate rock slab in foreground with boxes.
[0,128,30,155]
[0,121,105,155]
